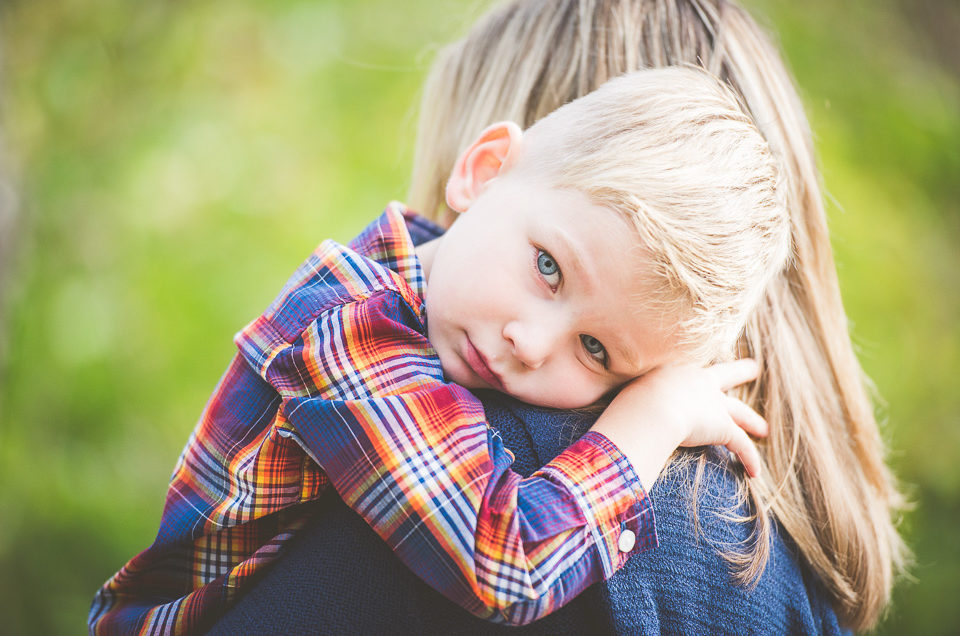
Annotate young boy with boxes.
[90,67,781,635]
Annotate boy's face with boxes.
[417,175,680,409]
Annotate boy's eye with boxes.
[580,334,608,366]
[536,249,562,290]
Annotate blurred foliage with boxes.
[0,0,957,634]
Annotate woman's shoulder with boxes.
[610,451,847,635]
[478,392,848,635]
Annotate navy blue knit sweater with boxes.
[210,393,847,635]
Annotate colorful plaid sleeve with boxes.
[87,350,331,636]
[88,205,657,634]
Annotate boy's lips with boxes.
[464,337,505,391]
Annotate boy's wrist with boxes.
[590,405,681,489]
[545,431,659,572]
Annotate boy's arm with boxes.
[88,354,330,636]
[238,282,657,625]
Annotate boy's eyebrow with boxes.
[549,226,594,292]
[610,341,648,379]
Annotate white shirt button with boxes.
[618,528,636,553]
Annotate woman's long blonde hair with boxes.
[409,0,907,630]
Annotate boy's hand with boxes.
[590,359,768,489]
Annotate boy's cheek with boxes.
[523,374,607,410]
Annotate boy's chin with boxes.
[437,360,487,391]
[443,371,494,392]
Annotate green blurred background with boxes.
[0,0,957,633]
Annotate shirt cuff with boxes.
[543,430,658,576]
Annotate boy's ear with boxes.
[445,121,523,213]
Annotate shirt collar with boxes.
[348,201,444,302]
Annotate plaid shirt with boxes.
[89,203,657,635]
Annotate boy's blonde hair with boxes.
[517,66,788,363]
[410,0,907,630]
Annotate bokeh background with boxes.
[0,0,957,633]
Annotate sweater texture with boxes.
[210,392,847,635]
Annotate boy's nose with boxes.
[502,319,563,370]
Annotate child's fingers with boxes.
[708,358,760,391]
[725,424,763,478]
[724,395,768,438]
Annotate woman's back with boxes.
[410,2,907,627]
